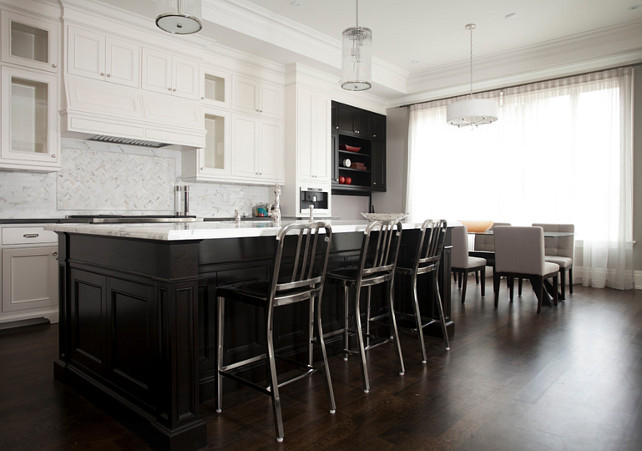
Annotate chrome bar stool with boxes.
[396,219,450,363]
[216,222,335,443]
[326,219,404,393]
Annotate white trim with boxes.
[635,270,642,290]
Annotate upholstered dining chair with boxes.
[472,222,511,278]
[451,225,486,304]
[493,226,559,314]
[532,223,574,299]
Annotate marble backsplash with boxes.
[0,138,271,219]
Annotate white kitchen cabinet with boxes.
[1,10,59,73]
[200,65,230,108]
[1,225,58,325]
[182,106,232,181]
[231,113,283,183]
[142,47,199,100]
[0,66,60,171]
[232,74,283,119]
[67,26,140,88]
[295,86,331,183]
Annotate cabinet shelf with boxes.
[338,149,369,158]
[339,167,369,173]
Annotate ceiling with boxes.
[99,0,642,103]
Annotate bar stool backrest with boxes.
[358,220,403,282]
[270,222,333,308]
[414,219,447,275]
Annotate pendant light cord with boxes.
[356,0,359,28]
[468,24,474,98]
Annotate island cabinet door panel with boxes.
[69,269,107,376]
[106,277,157,407]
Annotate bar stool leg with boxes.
[410,273,427,363]
[433,273,450,351]
[353,285,371,393]
[308,295,314,367]
[266,308,284,442]
[216,296,225,413]
[316,294,336,414]
[388,279,405,376]
[365,286,372,348]
[343,285,350,361]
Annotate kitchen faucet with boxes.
[269,184,281,224]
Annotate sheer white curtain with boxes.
[407,67,634,289]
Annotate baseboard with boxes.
[635,270,642,289]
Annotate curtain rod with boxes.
[398,63,640,109]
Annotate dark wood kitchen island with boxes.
[49,219,453,450]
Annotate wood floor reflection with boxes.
[1,283,640,450]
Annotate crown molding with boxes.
[390,19,642,107]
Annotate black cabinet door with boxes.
[336,103,355,134]
[371,141,386,192]
[353,109,369,136]
[369,114,386,141]
[331,133,339,183]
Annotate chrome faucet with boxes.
[309,204,314,221]
[269,184,281,224]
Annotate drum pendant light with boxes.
[341,0,372,91]
[156,0,203,35]
[446,24,499,127]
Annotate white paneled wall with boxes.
[0,139,271,218]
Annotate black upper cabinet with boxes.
[331,101,386,195]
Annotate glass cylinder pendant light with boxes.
[446,24,499,127]
[341,0,372,91]
[155,0,203,35]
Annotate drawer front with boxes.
[1,226,58,245]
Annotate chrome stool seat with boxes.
[216,222,335,443]
[326,219,405,393]
[395,219,450,363]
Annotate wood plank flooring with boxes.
[1,283,640,450]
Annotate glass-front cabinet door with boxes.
[199,107,231,177]
[1,10,59,73]
[1,67,59,170]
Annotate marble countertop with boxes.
[47,219,424,241]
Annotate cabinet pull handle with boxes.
[23,233,39,238]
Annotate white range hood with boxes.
[61,75,205,149]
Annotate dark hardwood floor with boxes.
[1,283,640,450]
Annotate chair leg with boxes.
[388,279,405,376]
[509,277,514,301]
[410,273,428,363]
[216,296,225,414]
[457,271,462,289]
[493,273,500,308]
[461,271,468,304]
[559,269,566,300]
[353,286,370,393]
[266,309,284,442]
[553,275,559,306]
[308,293,315,367]
[316,294,336,414]
[366,286,372,346]
[536,276,542,314]
[480,268,485,297]
[518,278,523,296]
[569,267,574,294]
[475,270,479,285]
[433,272,450,352]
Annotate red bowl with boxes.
[344,145,361,152]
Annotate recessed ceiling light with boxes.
[505,12,517,19]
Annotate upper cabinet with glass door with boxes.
[1,10,59,73]
[200,65,230,108]
[0,66,59,171]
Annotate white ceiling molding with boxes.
[391,19,642,107]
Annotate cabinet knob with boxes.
[106,74,111,78]
[168,87,172,91]
[51,154,57,158]
[173,88,177,92]
[373,134,377,138]
[53,252,58,257]
[100,72,105,76]
[201,96,205,100]
[355,130,360,134]
[52,64,57,69]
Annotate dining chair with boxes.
[532,223,574,299]
[325,219,405,393]
[451,225,486,304]
[216,222,335,443]
[395,219,450,363]
[472,222,511,278]
[493,226,559,313]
